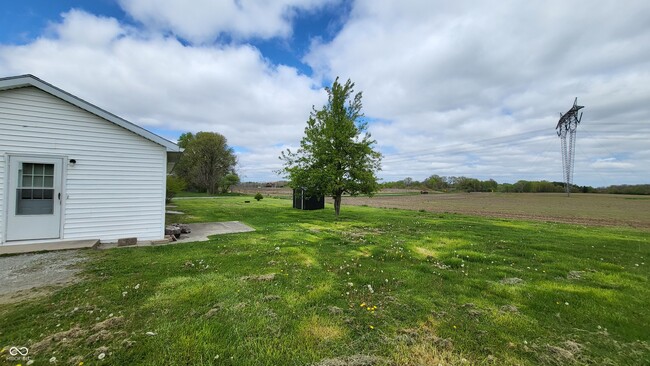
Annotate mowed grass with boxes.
[1,197,649,365]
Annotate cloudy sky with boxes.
[1,1,648,186]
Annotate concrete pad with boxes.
[175,221,255,243]
[0,239,100,255]
[95,221,255,250]
[0,221,255,254]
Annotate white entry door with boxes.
[6,156,63,241]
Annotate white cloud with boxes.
[119,0,334,43]
[590,158,634,169]
[51,9,126,46]
[305,0,650,185]
[0,10,326,181]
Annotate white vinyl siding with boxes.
[1,86,166,243]
[0,154,4,241]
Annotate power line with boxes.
[382,135,554,164]
[378,128,550,161]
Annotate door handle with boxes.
[58,192,61,200]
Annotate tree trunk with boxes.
[334,194,342,217]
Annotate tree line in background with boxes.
[166,131,239,202]
[382,175,650,195]
[596,184,650,195]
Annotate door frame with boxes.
[2,153,68,243]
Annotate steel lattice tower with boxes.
[556,98,584,196]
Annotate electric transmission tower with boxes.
[555,98,584,196]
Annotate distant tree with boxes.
[220,173,240,193]
[481,179,498,192]
[454,177,481,192]
[279,77,382,217]
[498,183,515,192]
[176,132,237,194]
[424,174,447,191]
[166,175,187,203]
[403,177,413,187]
[597,184,649,195]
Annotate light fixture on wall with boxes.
[69,159,76,165]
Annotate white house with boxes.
[0,74,180,247]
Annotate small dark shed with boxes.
[293,188,325,210]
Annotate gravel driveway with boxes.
[0,250,87,304]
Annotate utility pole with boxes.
[556,98,584,197]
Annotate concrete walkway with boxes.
[97,221,255,249]
[174,221,255,242]
[0,239,99,255]
[0,222,255,254]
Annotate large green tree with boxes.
[280,77,382,216]
[176,132,237,194]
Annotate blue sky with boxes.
[1,0,649,186]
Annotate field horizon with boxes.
[232,188,650,230]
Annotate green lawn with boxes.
[1,197,649,365]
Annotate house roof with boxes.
[0,74,180,152]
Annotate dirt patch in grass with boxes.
[313,355,391,366]
[92,316,124,331]
[232,302,248,310]
[542,342,583,365]
[30,316,126,355]
[328,306,344,315]
[500,277,524,285]
[94,345,110,357]
[86,329,114,344]
[30,326,87,353]
[499,304,519,313]
[68,355,85,365]
[205,305,223,318]
[0,250,87,304]
[567,271,585,280]
[240,273,276,281]
[262,294,281,302]
[391,324,473,366]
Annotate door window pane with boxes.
[22,175,33,187]
[16,162,55,215]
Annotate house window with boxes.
[16,163,55,215]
